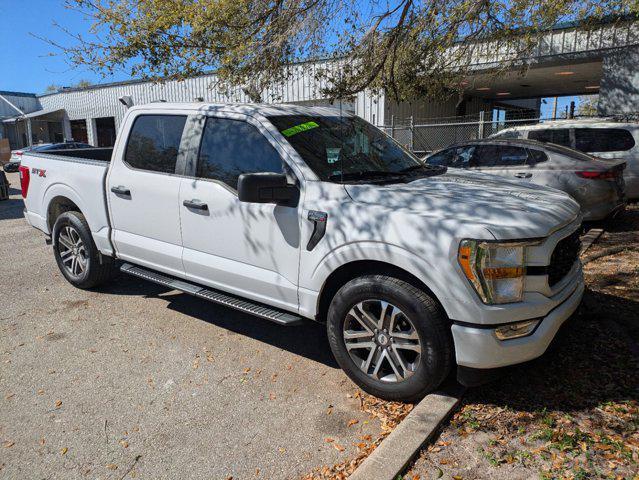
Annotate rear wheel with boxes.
[327,275,453,402]
[52,211,117,289]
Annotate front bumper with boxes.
[451,276,584,369]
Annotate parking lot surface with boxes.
[0,172,380,479]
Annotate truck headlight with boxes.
[458,239,537,304]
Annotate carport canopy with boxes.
[2,108,67,124]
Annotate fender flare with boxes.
[43,182,96,233]
[310,241,453,317]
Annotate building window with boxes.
[70,120,88,144]
[95,117,117,147]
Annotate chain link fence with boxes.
[376,110,632,156]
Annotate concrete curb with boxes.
[349,384,465,480]
[580,227,604,255]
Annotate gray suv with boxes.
[425,139,626,221]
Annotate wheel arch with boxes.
[315,259,449,323]
[47,195,82,232]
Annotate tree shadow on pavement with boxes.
[465,289,639,413]
[96,273,338,369]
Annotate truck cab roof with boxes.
[128,102,355,118]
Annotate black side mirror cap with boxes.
[237,172,299,207]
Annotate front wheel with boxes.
[52,211,118,289]
[326,275,453,402]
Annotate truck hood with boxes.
[344,170,580,239]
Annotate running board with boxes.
[120,263,304,326]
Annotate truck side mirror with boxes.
[237,172,299,207]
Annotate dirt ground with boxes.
[404,204,639,480]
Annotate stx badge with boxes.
[31,168,46,178]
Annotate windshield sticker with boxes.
[326,148,341,164]
[281,121,319,137]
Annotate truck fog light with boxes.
[494,319,540,340]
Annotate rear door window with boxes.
[574,128,635,152]
[125,115,187,174]
[527,148,548,165]
[475,145,528,167]
[528,128,571,147]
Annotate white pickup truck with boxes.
[20,103,585,401]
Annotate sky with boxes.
[0,0,129,94]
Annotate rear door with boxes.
[107,113,188,277]
[178,113,302,311]
[471,144,531,181]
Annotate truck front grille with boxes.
[548,229,581,287]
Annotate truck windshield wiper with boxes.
[399,164,447,176]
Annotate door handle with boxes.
[514,172,532,179]
[183,199,208,211]
[110,185,131,195]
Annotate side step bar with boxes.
[120,263,304,326]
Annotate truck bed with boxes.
[21,149,115,255]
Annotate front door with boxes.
[107,113,188,277]
[179,115,301,311]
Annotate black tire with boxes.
[52,211,118,289]
[327,275,453,402]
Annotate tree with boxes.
[576,95,599,117]
[44,1,638,102]
[42,79,92,94]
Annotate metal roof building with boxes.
[1,18,638,150]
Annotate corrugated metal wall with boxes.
[39,65,385,130]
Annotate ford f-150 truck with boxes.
[20,103,585,401]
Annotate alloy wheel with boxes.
[342,299,422,383]
[57,225,88,277]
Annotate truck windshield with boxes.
[267,114,444,183]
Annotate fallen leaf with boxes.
[324,437,334,443]
[3,441,14,448]
[119,440,129,448]
[333,443,345,452]
[5,393,14,400]
[39,438,45,446]
[106,463,118,470]
[278,447,286,453]
[37,390,44,395]
[55,400,62,408]
[60,447,68,455]
[347,419,359,427]
[243,367,251,374]
[269,392,276,400]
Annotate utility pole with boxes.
[552,97,558,120]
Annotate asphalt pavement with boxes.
[0,171,379,479]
